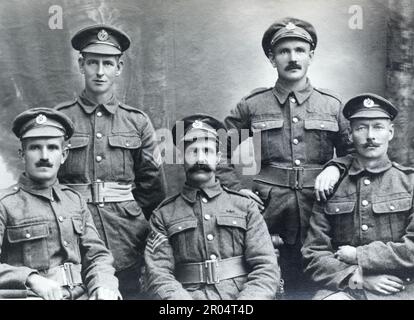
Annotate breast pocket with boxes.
[108,134,141,177]
[166,219,198,260]
[61,135,90,177]
[304,118,339,162]
[6,223,50,270]
[216,214,247,255]
[372,196,412,242]
[251,118,284,161]
[323,201,355,245]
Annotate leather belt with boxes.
[65,181,135,204]
[175,256,249,285]
[254,165,322,190]
[39,263,83,288]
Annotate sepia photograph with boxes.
[0,0,413,309]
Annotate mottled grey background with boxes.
[0,0,400,195]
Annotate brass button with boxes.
[232,220,237,225]
[292,117,299,124]
[201,197,208,203]
[293,139,299,145]
[63,241,69,247]
[364,179,371,186]
[96,155,102,162]
[96,179,102,182]
[361,224,368,231]
[99,203,105,207]
[58,216,64,223]
[289,97,296,104]
[25,233,31,239]
[125,142,130,147]
[178,226,182,230]
[67,143,72,148]
[210,254,217,260]
[320,124,325,129]
[96,132,103,139]
[207,234,214,241]
[361,200,369,206]
[335,208,340,213]
[204,214,211,220]
[407,278,411,282]
[389,205,395,211]
[295,159,301,166]
[13,186,18,191]
[97,111,103,117]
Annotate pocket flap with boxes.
[251,119,284,132]
[372,197,412,214]
[123,201,143,217]
[7,223,49,243]
[67,135,89,149]
[108,135,141,149]
[167,219,198,237]
[324,201,355,215]
[216,215,247,230]
[304,119,339,132]
[72,217,84,234]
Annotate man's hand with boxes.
[239,189,264,211]
[363,275,405,295]
[89,287,122,300]
[26,274,64,300]
[314,166,341,202]
[334,245,357,264]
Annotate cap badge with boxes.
[97,29,109,41]
[285,22,296,30]
[36,114,47,125]
[363,98,375,108]
[192,120,203,129]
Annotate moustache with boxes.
[188,164,212,173]
[35,161,53,168]
[363,142,381,148]
[285,63,302,71]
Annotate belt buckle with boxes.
[204,259,219,284]
[61,263,75,289]
[92,181,105,205]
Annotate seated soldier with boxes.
[302,93,414,300]
[0,108,120,300]
[144,114,279,300]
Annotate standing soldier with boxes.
[218,17,353,298]
[302,93,414,300]
[54,25,166,299]
[144,114,279,300]
[0,108,120,300]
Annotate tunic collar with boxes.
[77,90,119,114]
[272,78,313,105]
[181,179,222,203]
[349,155,393,176]
[18,173,62,202]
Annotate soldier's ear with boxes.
[116,59,124,76]
[268,51,277,68]
[18,149,24,159]
[78,56,85,74]
[216,151,222,164]
[309,49,315,62]
[388,123,394,141]
[61,143,69,164]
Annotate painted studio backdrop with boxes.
[0,0,412,195]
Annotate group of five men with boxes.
[0,16,412,300]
